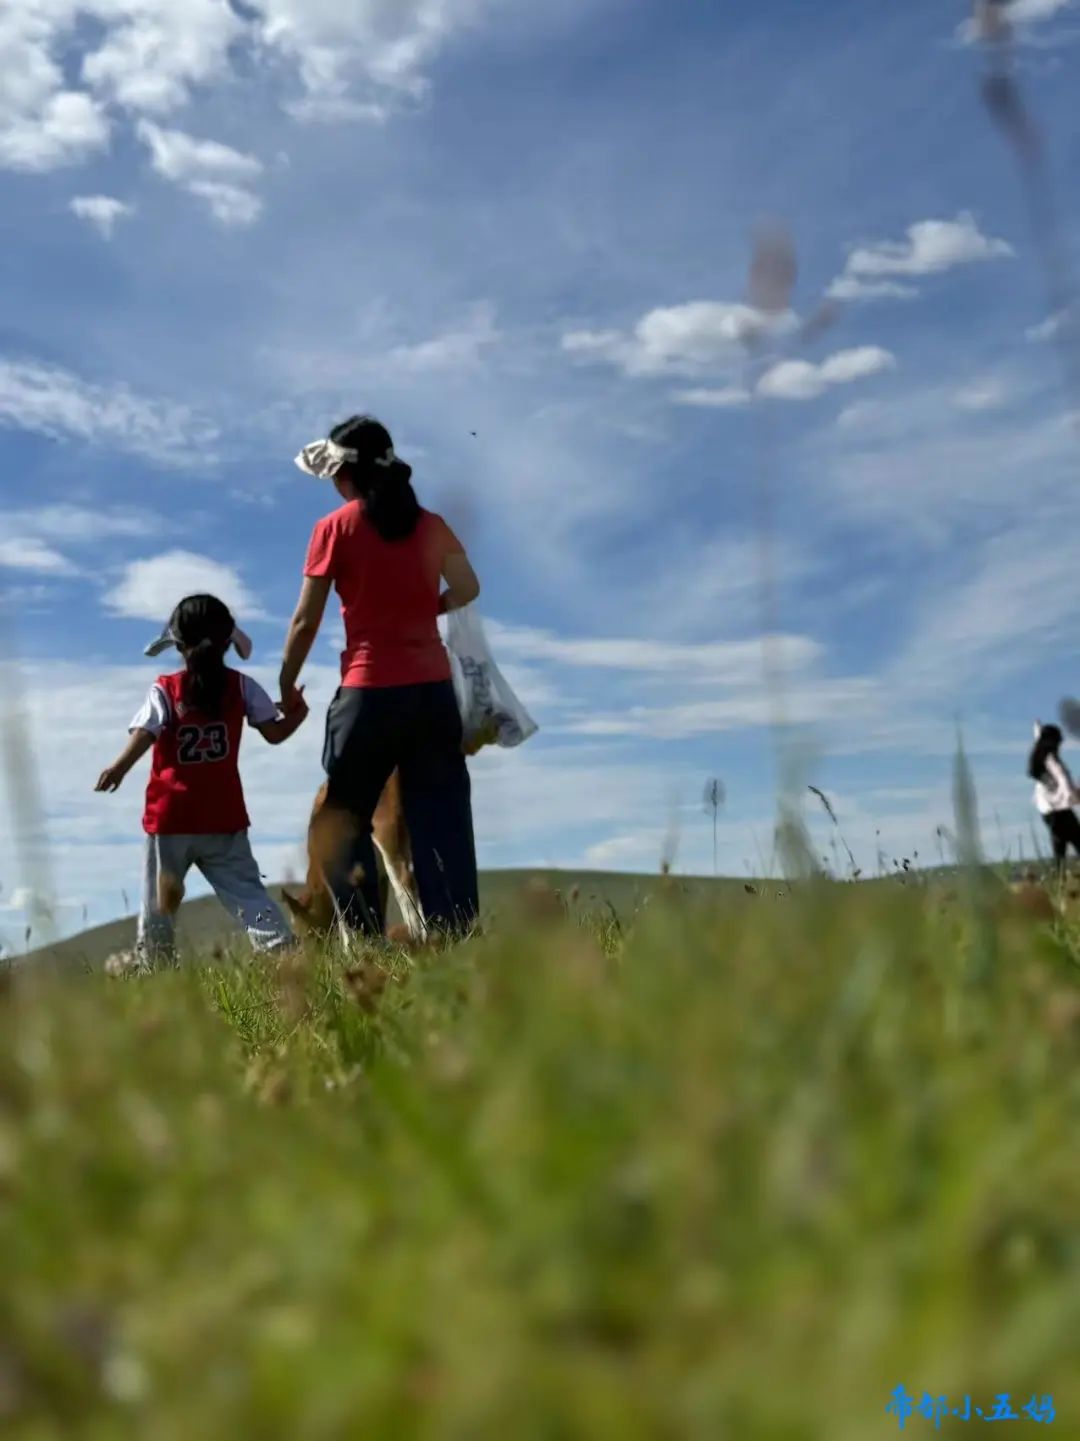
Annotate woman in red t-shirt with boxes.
[279,414,481,937]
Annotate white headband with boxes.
[294,438,359,479]
[294,437,399,479]
[144,624,253,661]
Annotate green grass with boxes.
[20,869,747,972]
[2,874,1079,1439]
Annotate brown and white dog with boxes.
[280,772,426,944]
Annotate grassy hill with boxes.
[3,875,1078,1437]
[20,869,750,971]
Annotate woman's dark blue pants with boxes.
[320,680,479,937]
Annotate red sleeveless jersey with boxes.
[143,670,250,836]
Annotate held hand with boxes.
[279,685,307,717]
[95,763,126,793]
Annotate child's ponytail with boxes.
[185,636,228,717]
[169,594,236,718]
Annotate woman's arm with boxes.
[256,690,310,747]
[438,550,481,615]
[280,576,331,709]
[95,730,155,792]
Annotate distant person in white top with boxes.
[1029,721,1080,871]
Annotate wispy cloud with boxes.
[556,678,879,741]
[671,386,752,408]
[0,506,162,545]
[0,359,218,467]
[388,303,501,372]
[486,620,822,682]
[951,377,1011,412]
[0,506,165,583]
[136,121,263,226]
[0,538,77,577]
[1026,308,1078,342]
[69,195,135,239]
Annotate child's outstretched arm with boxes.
[96,729,155,792]
[255,689,309,747]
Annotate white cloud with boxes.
[79,1,242,114]
[0,86,109,172]
[105,551,265,624]
[830,214,1013,302]
[757,346,896,402]
[563,302,795,379]
[0,2,509,178]
[846,214,1014,277]
[952,378,1009,412]
[0,358,218,466]
[70,195,134,238]
[255,0,490,114]
[0,537,77,577]
[0,8,111,170]
[670,386,752,409]
[137,120,263,226]
[0,1,238,173]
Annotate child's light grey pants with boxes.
[138,832,294,965]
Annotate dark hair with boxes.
[1029,724,1063,781]
[171,594,234,718]
[330,414,421,543]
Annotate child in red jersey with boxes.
[95,594,308,968]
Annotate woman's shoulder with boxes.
[418,508,461,543]
[313,499,363,534]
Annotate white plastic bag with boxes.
[445,605,539,756]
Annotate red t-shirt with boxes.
[143,671,250,836]
[305,502,463,688]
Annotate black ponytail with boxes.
[170,594,234,717]
[356,469,421,542]
[1029,724,1063,781]
[329,415,421,542]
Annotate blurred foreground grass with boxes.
[2,876,1079,1439]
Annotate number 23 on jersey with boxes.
[177,723,230,765]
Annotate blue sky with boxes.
[3,0,1080,947]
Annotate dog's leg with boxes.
[373,771,426,943]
